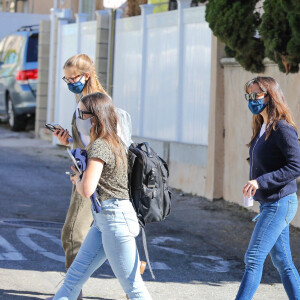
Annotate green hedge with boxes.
[195,0,300,74]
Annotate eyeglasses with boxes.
[245,92,267,101]
[77,108,92,120]
[62,74,84,84]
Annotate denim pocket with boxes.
[285,199,298,224]
[122,211,140,237]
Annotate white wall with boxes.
[0,12,49,40]
[112,5,211,198]
[113,6,211,146]
[54,20,97,134]
[113,16,142,136]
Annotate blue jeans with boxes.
[236,193,300,300]
[53,199,152,300]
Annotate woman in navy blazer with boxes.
[236,77,300,300]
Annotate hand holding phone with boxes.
[45,123,71,146]
[65,171,76,176]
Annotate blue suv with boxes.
[0,25,38,131]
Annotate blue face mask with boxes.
[248,98,267,115]
[67,75,86,94]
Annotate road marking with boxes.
[0,230,230,273]
[191,255,230,273]
[152,245,185,255]
[151,237,230,273]
[16,228,65,262]
[0,235,26,260]
[151,236,182,245]
[151,236,185,255]
[150,262,172,270]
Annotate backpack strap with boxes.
[141,227,155,279]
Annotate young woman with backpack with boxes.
[235,76,300,299]
[52,54,132,300]
[50,92,152,300]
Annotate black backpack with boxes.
[128,142,171,226]
[128,142,172,278]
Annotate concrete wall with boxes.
[0,12,49,40]
[204,36,225,200]
[221,57,300,226]
[35,20,51,140]
[36,10,111,139]
[14,0,104,16]
[95,11,110,92]
[15,0,78,15]
[36,16,62,141]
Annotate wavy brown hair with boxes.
[81,92,127,170]
[63,54,107,96]
[245,76,297,147]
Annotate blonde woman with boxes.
[51,92,151,300]
[53,54,132,300]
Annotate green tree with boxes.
[259,0,299,73]
[196,0,300,74]
[149,0,169,13]
[280,0,300,73]
[202,0,265,73]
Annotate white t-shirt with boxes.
[259,123,266,138]
[75,102,90,147]
[75,102,133,148]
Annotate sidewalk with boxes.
[0,126,298,299]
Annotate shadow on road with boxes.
[0,289,114,300]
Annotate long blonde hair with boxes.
[245,76,297,147]
[81,92,127,170]
[63,54,106,96]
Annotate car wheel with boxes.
[7,95,26,131]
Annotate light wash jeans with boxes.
[236,193,300,300]
[53,199,152,300]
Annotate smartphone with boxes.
[45,123,72,138]
[65,171,76,176]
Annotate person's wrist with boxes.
[61,139,69,146]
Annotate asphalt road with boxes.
[0,124,299,300]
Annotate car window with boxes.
[2,35,24,65]
[26,33,38,62]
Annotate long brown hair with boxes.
[81,92,127,170]
[63,54,107,96]
[245,76,297,147]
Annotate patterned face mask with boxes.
[67,74,86,94]
[248,96,267,115]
